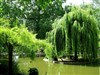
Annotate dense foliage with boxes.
[47,6,99,61]
[46,17,66,58]
[0,0,99,72]
[0,0,65,39]
[66,7,98,61]
[0,0,100,75]
[0,19,53,74]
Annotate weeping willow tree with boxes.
[55,26,66,57]
[46,17,66,59]
[46,6,98,61]
[66,6,99,61]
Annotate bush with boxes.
[0,60,20,75]
[0,60,9,75]
[28,68,38,75]
[44,43,55,59]
[12,61,20,75]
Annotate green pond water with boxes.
[18,57,100,75]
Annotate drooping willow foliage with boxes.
[66,7,98,61]
[55,26,66,56]
[46,6,99,61]
[46,16,66,58]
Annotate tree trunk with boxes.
[74,48,78,61]
[74,40,78,61]
[68,38,72,55]
[7,43,13,75]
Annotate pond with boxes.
[18,57,100,75]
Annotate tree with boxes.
[80,3,100,55]
[0,21,54,74]
[0,0,65,39]
[55,27,66,58]
[80,3,100,30]
[46,17,66,59]
[92,0,100,5]
[0,26,37,75]
[47,6,99,61]
[65,6,98,61]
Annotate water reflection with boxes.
[19,57,100,75]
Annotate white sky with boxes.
[62,0,93,8]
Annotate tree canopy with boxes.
[47,6,99,61]
[0,0,65,39]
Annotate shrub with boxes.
[28,68,38,75]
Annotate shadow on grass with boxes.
[0,59,24,75]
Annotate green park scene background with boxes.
[0,0,100,75]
